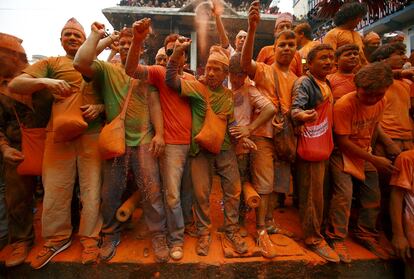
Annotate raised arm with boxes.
[212,2,230,49]
[73,22,105,79]
[241,0,259,79]
[125,18,151,79]
[165,38,191,93]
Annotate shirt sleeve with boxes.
[248,85,271,112]
[23,58,50,78]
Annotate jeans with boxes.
[101,145,166,241]
[295,158,327,246]
[42,133,102,248]
[159,144,191,246]
[191,149,241,236]
[326,152,380,241]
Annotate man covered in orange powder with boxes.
[327,44,359,101]
[326,62,399,262]
[363,31,381,63]
[241,0,296,243]
[389,150,414,278]
[166,40,248,257]
[9,18,104,269]
[322,2,368,65]
[0,33,53,267]
[125,19,197,260]
[74,23,169,263]
[256,12,303,77]
[294,22,320,72]
[291,43,338,263]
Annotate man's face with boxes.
[274,35,296,67]
[338,49,360,72]
[386,51,407,70]
[235,35,246,52]
[119,36,132,65]
[205,60,227,90]
[60,29,85,57]
[155,54,168,67]
[308,49,334,79]
[229,72,247,90]
[274,21,292,36]
[357,86,388,106]
[294,31,304,47]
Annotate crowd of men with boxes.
[0,1,414,276]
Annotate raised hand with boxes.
[173,37,192,56]
[91,22,106,38]
[132,18,152,42]
[248,0,260,30]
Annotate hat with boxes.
[275,13,293,29]
[236,30,247,38]
[363,32,380,44]
[208,46,229,66]
[61,17,85,39]
[156,47,166,57]
[0,33,25,54]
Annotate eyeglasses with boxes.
[166,48,174,57]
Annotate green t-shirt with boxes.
[93,60,156,146]
[180,79,234,156]
[23,55,103,133]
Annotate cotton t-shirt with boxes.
[323,27,367,65]
[23,56,103,133]
[380,79,412,140]
[233,82,272,153]
[256,45,303,77]
[327,72,356,101]
[334,92,385,178]
[389,150,414,248]
[180,80,234,156]
[145,65,194,145]
[253,62,297,138]
[93,60,155,146]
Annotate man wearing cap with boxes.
[241,0,297,241]
[256,12,303,77]
[125,19,196,260]
[363,32,381,63]
[155,47,168,67]
[0,33,53,267]
[166,40,248,257]
[9,18,104,268]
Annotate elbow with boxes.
[125,66,135,78]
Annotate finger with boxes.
[148,140,154,152]
[407,247,412,259]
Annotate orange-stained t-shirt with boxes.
[327,72,356,101]
[380,79,412,140]
[334,92,385,179]
[253,62,297,138]
[389,150,414,248]
[298,41,320,60]
[334,91,385,151]
[145,65,195,145]
[323,27,367,65]
[256,45,303,77]
[314,78,333,103]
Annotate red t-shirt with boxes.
[146,65,194,144]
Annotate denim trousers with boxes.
[191,149,241,236]
[101,144,167,241]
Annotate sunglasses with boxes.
[166,48,174,56]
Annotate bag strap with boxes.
[272,66,283,115]
[12,105,23,129]
[119,78,134,120]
